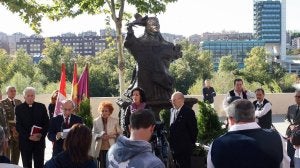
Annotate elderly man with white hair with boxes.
[207,99,290,168]
[15,87,49,168]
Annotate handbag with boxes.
[291,125,300,145]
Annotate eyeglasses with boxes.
[295,96,300,98]
[63,108,73,111]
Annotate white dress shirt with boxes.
[255,99,272,118]
[207,122,290,168]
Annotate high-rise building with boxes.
[253,0,286,59]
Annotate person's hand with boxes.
[108,133,117,139]
[290,124,296,131]
[29,133,42,141]
[101,133,109,141]
[11,126,19,139]
[56,132,62,140]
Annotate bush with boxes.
[197,101,225,145]
[159,109,170,133]
[195,101,226,157]
[77,98,93,129]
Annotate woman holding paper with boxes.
[92,101,122,168]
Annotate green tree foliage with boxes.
[279,73,299,92]
[7,49,35,80]
[5,72,31,94]
[242,47,270,84]
[197,101,225,145]
[170,42,213,94]
[218,55,238,72]
[77,98,93,129]
[291,32,300,39]
[0,49,11,85]
[0,0,47,33]
[38,39,73,83]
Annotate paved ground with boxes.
[15,115,289,167]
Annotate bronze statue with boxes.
[124,14,182,101]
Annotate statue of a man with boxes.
[124,14,182,101]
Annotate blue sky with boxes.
[0,0,299,37]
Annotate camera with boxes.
[150,121,172,167]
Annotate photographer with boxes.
[107,109,165,167]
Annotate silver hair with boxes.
[23,87,36,96]
[0,126,5,152]
[227,99,255,123]
[6,86,16,93]
[62,99,76,109]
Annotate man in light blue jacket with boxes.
[107,109,165,168]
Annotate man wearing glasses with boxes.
[286,90,300,167]
[169,91,198,168]
[47,99,82,157]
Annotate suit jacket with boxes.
[48,114,83,156]
[286,104,300,137]
[91,116,122,158]
[0,98,22,139]
[15,102,49,149]
[169,104,198,155]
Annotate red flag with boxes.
[71,63,78,105]
[77,64,89,104]
[54,63,67,116]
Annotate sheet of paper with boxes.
[61,128,70,139]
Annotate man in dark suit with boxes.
[286,90,300,167]
[15,87,49,168]
[0,86,22,164]
[169,91,198,168]
[48,99,83,157]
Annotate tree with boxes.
[242,47,270,84]
[7,49,35,80]
[218,55,238,72]
[0,49,11,85]
[1,0,178,96]
[38,39,73,83]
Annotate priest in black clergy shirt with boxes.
[16,87,49,168]
[47,99,83,157]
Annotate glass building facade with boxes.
[254,0,281,43]
[200,40,265,70]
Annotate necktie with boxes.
[65,116,69,128]
[174,109,179,122]
[11,100,15,107]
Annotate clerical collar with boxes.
[26,102,34,107]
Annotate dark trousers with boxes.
[99,150,108,168]
[288,140,295,167]
[10,138,20,165]
[173,153,191,168]
[20,145,45,168]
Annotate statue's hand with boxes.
[127,24,134,34]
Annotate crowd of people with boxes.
[0,80,299,168]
